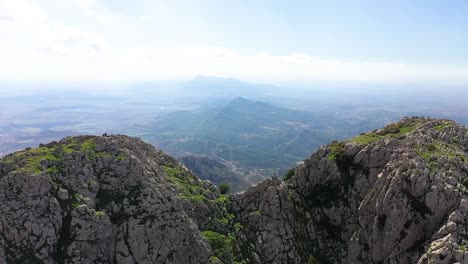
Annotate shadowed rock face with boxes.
[0,117,467,264]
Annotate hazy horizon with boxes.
[1,0,467,157]
[1,0,468,84]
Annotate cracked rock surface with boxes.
[0,135,218,264]
[231,117,468,264]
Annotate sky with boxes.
[0,0,468,84]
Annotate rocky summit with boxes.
[0,117,467,264]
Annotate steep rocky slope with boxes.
[0,135,233,264]
[0,117,467,264]
[232,117,468,263]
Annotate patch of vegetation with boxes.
[287,190,294,202]
[283,168,295,181]
[214,194,231,205]
[1,146,60,174]
[115,152,127,160]
[462,178,468,190]
[46,166,59,174]
[202,230,236,263]
[71,193,84,208]
[459,241,468,252]
[95,211,106,216]
[0,136,122,176]
[61,138,78,154]
[216,214,234,225]
[434,121,453,131]
[350,133,381,144]
[209,256,223,264]
[416,141,466,171]
[80,138,113,159]
[327,140,345,161]
[219,183,230,194]
[162,164,210,202]
[327,141,356,191]
[80,139,96,152]
[202,215,244,263]
[350,120,422,145]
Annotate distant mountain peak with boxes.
[227,97,271,109]
[229,96,251,104]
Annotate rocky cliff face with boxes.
[0,136,229,264]
[232,117,468,264]
[0,117,467,264]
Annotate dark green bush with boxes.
[219,183,230,194]
[283,169,295,181]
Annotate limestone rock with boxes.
[0,117,467,264]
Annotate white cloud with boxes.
[70,0,118,24]
[0,0,467,84]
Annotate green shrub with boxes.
[379,123,401,135]
[201,231,234,262]
[283,169,295,181]
[328,140,345,161]
[219,183,230,194]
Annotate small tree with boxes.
[219,183,230,194]
[283,169,295,181]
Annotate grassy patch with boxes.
[434,121,453,131]
[62,138,78,154]
[0,136,117,175]
[350,133,381,144]
[459,241,468,252]
[81,139,96,152]
[350,120,422,145]
[417,141,465,171]
[80,139,112,159]
[95,211,106,216]
[202,230,235,263]
[1,146,60,174]
[162,164,209,201]
[46,166,59,174]
[214,194,231,206]
[327,140,346,161]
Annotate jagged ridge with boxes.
[0,117,467,264]
[231,117,468,263]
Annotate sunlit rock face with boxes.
[232,117,468,264]
[0,117,467,264]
